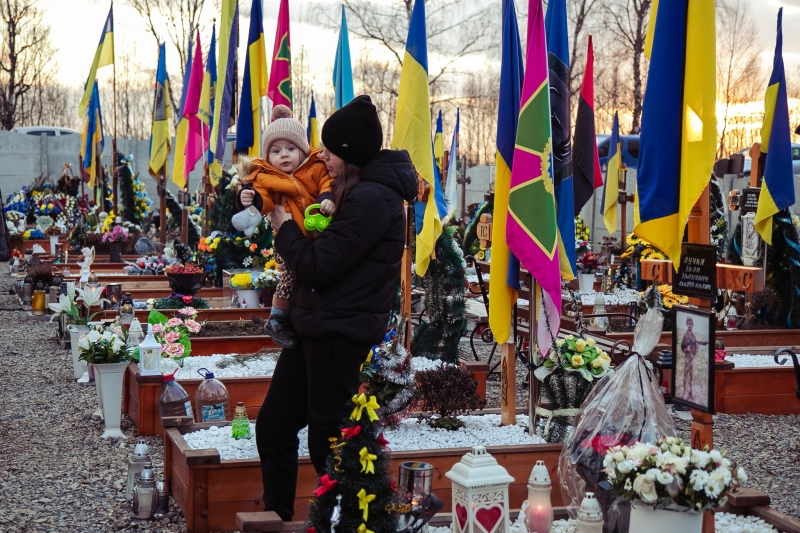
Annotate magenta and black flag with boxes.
[572,35,603,213]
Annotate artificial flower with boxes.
[341,425,362,440]
[164,343,185,358]
[184,319,201,333]
[571,355,584,368]
[575,339,587,352]
[165,318,183,328]
[632,475,658,504]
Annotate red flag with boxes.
[572,35,603,213]
[268,0,292,109]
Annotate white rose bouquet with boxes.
[604,437,746,511]
[77,325,133,364]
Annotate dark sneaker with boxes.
[265,313,297,349]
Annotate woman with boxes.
[255,95,418,521]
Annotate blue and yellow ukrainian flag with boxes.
[171,38,194,187]
[333,4,354,110]
[391,0,441,277]
[81,82,104,189]
[307,93,320,148]
[79,6,114,117]
[602,112,621,234]
[634,0,716,267]
[488,0,523,345]
[148,44,172,180]
[545,0,576,280]
[756,8,795,245]
[236,0,269,158]
[434,111,444,176]
[199,24,217,166]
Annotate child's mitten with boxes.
[232,205,262,237]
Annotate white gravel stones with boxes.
[578,288,640,306]
[715,512,777,533]
[183,415,545,460]
[416,514,778,533]
[161,353,279,378]
[160,354,452,379]
[724,354,786,368]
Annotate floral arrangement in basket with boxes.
[535,335,612,384]
[253,269,279,288]
[142,308,202,362]
[576,251,602,274]
[101,224,129,244]
[230,272,257,290]
[22,228,45,240]
[604,436,746,511]
[77,325,133,364]
[44,225,62,236]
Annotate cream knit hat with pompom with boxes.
[261,105,310,158]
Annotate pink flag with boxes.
[505,0,562,357]
[184,31,206,179]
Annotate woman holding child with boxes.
[236,95,418,521]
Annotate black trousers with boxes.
[255,335,369,521]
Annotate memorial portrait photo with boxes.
[672,306,715,413]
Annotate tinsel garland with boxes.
[363,321,417,428]
[308,395,396,533]
[412,228,467,363]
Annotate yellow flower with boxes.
[587,338,596,347]
[575,339,587,352]
[571,355,584,368]
[599,351,610,361]
[592,358,604,369]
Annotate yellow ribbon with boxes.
[350,393,380,423]
[359,447,377,474]
[357,488,376,522]
[357,524,374,533]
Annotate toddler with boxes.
[236,105,334,348]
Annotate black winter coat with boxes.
[274,149,418,345]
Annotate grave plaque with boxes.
[673,243,717,300]
[739,187,760,214]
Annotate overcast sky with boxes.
[41,0,800,92]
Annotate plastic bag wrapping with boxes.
[557,308,676,533]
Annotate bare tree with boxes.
[0,0,57,129]
[566,0,601,115]
[313,0,499,94]
[354,50,402,148]
[124,0,207,123]
[716,0,763,157]
[600,0,652,133]
[107,45,154,140]
[457,69,499,166]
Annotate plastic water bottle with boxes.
[195,368,230,423]
[231,402,252,440]
[158,370,193,419]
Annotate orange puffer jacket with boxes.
[241,147,333,235]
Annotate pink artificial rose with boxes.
[151,323,164,333]
[184,319,201,333]
[165,318,183,328]
[165,343,185,358]
[163,330,181,344]
[178,306,197,316]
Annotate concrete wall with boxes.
[461,165,495,218]
[0,130,233,202]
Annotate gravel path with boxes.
[0,269,187,532]
[1,269,798,532]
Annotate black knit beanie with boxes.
[321,95,383,167]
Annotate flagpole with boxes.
[111,1,118,216]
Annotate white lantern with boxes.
[138,324,162,376]
[445,446,514,533]
[576,492,603,533]
[128,318,144,347]
[523,460,553,533]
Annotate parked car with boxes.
[737,144,800,178]
[13,126,80,137]
[597,134,640,172]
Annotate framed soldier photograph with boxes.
[671,306,715,413]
